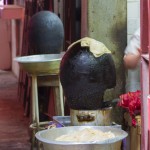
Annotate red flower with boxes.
[118,90,141,127]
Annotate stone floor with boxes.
[0,70,31,150]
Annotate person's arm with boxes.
[124,28,140,69]
[123,48,141,69]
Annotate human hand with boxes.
[123,52,140,69]
[137,48,142,53]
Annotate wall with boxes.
[9,2,24,78]
[127,0,140,42]
[11,19,24,78]
[14,0,25,6]
[11,1,25,78]
[0,20,11,70]
[0,2,25,78]
[88,0,127,99]
[87,0,127,124]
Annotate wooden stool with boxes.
[14,53,65,150]
[30,74,64,149]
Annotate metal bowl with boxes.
[35,126,128,150]
[14,53,64,75]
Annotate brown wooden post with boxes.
[81,0,88,37]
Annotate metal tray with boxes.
[53,116,71,127]
[52,116,121,129]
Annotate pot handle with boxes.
[76,113,95,122]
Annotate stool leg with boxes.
[53,79,64,116]
[31,75,40,149]
[59,78,64,116]
[31,75,36,149]
[32,75,40,130]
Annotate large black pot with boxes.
[60,43,116,110]
[28,11,64,54]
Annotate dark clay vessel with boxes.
[60,43,116,110]
[28,11,64,54]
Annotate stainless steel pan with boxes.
[35,126,127,150]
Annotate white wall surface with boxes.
[127,0,140,42]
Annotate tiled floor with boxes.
[0,70,31,150]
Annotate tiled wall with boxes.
[127,0,140,43]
